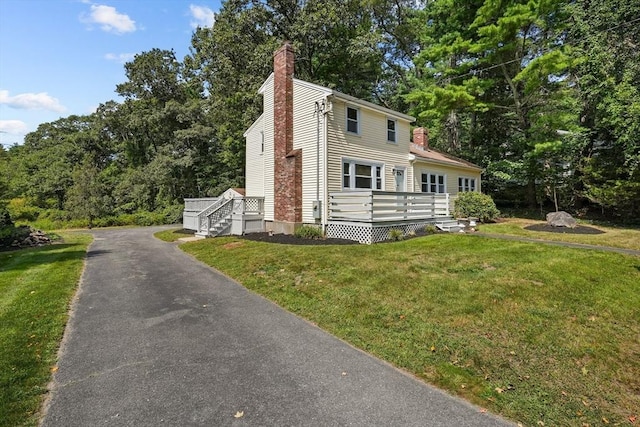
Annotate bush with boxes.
[388,228,404,241]
[294,225,324,239]
[162,204,184,224]
[7,198,41,222]
[0,207,32,248]
[424,224,437,234]
[454,192,500,223]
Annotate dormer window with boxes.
[387,119,397,143]
[346,106,360,134]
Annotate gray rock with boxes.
[546,211,577,228]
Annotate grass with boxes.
[179,234,640,426]
[480,218,640,251]
[0,233,91,427]
[154,228,196,242]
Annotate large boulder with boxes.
[546,211,577,228]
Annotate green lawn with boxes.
[0,233,91,427]
[480,218,640,251]
[179,233,640,426]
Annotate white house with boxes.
[184,42,482,243]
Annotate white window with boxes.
[387,119,397,143]
[343,160,383,190]
[260,131,264,154]
[458,177,476,192]
[346,106,360,134]
[421,173,446,193]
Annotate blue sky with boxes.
[0,0,222,147]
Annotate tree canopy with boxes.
[3,0,639,225]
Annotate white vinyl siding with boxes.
[262,77,275,221]
[293,82,327,223]
[327,100,412,195]
[244,115,265,197]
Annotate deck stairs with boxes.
[434,218,464,233]
[195,197,235,238]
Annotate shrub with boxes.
[424,224,437,234]
[388,228,404,241]
[454,192,500,223]
[162,204,184,224]
[294,225,324,239]
[7,198,41,222]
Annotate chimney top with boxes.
[413,127,429,150]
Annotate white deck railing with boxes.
[328,191,450,222]
[184,198,219,212]
[232,197,265,215]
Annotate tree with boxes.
[65,160,107,228]
[566,0,640,219]
[408,0,577,208]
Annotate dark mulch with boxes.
[240,232,358,245]
[524,223,605,235]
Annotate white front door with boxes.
[394,167,406,192]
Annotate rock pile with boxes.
[12,229,52,248]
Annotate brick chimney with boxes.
[273,42,302,232]
[413,127,429,150]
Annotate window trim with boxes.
[420,172,447,194]
[458,176,477,192]
[342,158,384,190]
[260,130,264,154]
[386,118,397,143]
[346,106,360,135]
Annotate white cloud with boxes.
[105,52,135,64]
[0,120,28,135]
[82,4,136,34]
[0,90,66,113]
[189,5,215,29]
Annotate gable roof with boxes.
[410,144,483,171]
[258,73,415,122]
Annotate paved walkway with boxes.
[474,232,640,256]
[42,226,513,426]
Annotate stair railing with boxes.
[197,197,228,233]
[205,198,235,236]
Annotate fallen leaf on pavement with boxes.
[234,411,244,418]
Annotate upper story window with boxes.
[343,160,383,190]
[421,173,446,194]
[346,106,360,134]
[458,177,476,192]
[260,131,264,153]
[387,119,397,143]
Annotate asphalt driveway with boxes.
[41,226,514,426]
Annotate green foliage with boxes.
[388,228,405,241]
[2,0,638,227]
[6,198,41,222]
[424,224,437,234]
[454,192,500,222]
[294,225,324,240]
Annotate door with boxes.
[394,168,406,192]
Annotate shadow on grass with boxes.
[0,244,87,272]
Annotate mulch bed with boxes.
[240,232,359,245]
[524,223,605,235]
